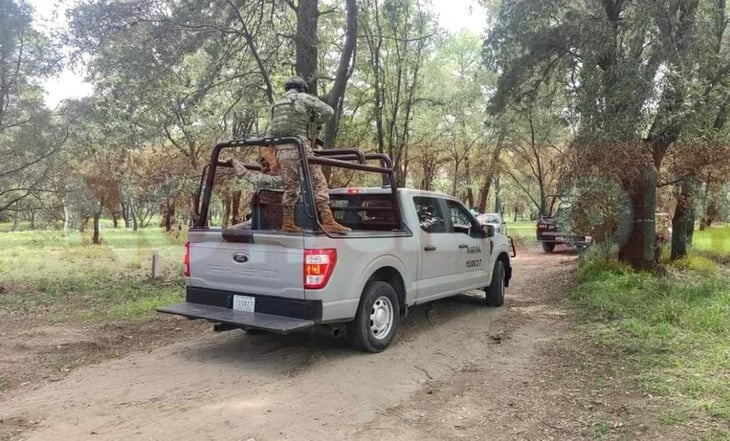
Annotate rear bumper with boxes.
[157,303,314,334]
[156,286,323,334]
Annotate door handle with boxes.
[458,244,468,249]
[424,245,437,251]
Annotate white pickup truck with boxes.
[158,138,514,352]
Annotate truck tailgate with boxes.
[187,230,305,299]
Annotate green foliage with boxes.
[0,0,63,218]
[572,257,730,425]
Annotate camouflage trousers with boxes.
[277,143,330,214]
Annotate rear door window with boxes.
[413,196,447,233]
[330,194,398,231]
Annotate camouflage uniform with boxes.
[269,88,334,214]
[231,159,283,190]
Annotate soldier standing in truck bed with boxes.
[268,75,351,234]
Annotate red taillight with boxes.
[183,241,190,277]
[304,249,337,290]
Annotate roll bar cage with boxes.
[195,137,404,232]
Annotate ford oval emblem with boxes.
[232,253,249,263]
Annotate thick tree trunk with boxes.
[478,179,491,214]
[112,212,118,228]
[617,167,657,269]
[296,0,319,93]
[671,177,697,260]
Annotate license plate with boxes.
[232,295,255,313]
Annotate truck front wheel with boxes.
[485,260,505,307]
[348,281,400,353]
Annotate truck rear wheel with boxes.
[348,281,400,353]
[485,260,505,307]
[542,242,555,253]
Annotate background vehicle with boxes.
[158,138,513,353]
[536,194,590,253]
[478,212,509,236]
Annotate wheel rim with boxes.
[369,296,394,340]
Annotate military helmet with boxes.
[284,75,308,92]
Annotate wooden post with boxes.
[151,250,160,279]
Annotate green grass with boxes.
[507,220,536,242]
[693,226,730,258]
[571,257,730,436]
[0,226,188,323]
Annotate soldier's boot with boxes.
[319,208,351,234]
[281,208,304,233]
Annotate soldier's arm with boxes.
[254,173,283,187]
[300,94,334,124]
[232,159,282,187]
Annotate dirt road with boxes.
[1,247,581,441]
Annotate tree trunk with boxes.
[222,196,231,229]
[164,199,175,232]
[617,167,657,269]
[494,175,502,213]
[671,176,699,260]
[478,144,503,213]
[131,202,138,232]
[112,212,118,228]
[121,201,130,228]
[451,159,460,196]
[63,204,70,232]
[296,0,319,93]
[323,0,357,149]
[29,210,35,230]
[464,157,474,208]
[478,179,491,214]
[92,202,103,245]
[190,192,200,227]
[231,190,242,225]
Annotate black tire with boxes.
[348,281,400,353]
[485,260,505,307]
[542,242,556,253]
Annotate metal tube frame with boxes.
[196,137,403,232]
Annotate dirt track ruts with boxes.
[1,246,579,441]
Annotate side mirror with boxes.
[482,224,495,238]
